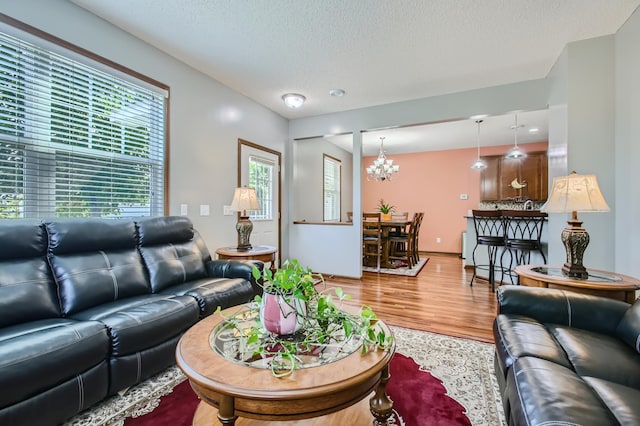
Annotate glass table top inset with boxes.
[210,308,362,371]
[531,266,622,283]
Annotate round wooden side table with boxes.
[515,264,640,303]
[215,245,277,274]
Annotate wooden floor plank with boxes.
[322,253,497,343]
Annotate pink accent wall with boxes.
[362,141,548,254]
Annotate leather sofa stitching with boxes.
[136,352,141,383]
[98,250,119,301]
[512,368,531,426]
[563,291,572,328]
[76,374,84,411]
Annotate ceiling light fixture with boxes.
[366,137,399,182]
[329,89,345,97]
[281,93,306,108]
[505,114,526,159]
[470,119,488,170]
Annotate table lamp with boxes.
[540,172,609,278]
[229,186,261,251]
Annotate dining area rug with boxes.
[363,257,429,276]
[63,325,504,426]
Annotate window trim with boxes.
[0,12,170,215]
[323,153,341,222]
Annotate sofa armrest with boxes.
[206,259,264,295]
[497,285,630,334]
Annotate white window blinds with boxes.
[0,31,165,218]
[323,154,341,222]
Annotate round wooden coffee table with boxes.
[176,306,395,425]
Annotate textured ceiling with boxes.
[70,0,639,121]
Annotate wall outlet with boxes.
[223,205,234,216]
[199,204,210,216]
[460,193,468,200]
[180,204,188,215]
[436,237,441,243]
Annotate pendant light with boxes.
[505,114,526,159]
[470,119,487,170]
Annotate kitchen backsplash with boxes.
[478,200,545,210]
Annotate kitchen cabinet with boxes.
[480,152,548,201]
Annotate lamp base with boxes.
[236,216,254,251]
[560,215,590,279]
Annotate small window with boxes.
[249,155,274,220]
[323,154,341,222]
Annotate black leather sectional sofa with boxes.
[0,216,263,426]
[494,285,640,425]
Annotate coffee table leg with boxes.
[217,394,237,425]
[369,364,393,425]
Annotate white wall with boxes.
[292,137,353,223]
[615,7,640,277]
[1,0,289,255]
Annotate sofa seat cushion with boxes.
[71,295,199,356]
[0,318,109,408]
[506,357,618,426]
[159,277,255,316]
[493,314,572,378]
[584,377,640,425]
[549,324,640,388]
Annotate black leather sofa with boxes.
[0,216,263,426]
[494,285,640,425]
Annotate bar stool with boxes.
[470,210,506,292]
[500,210,547,284]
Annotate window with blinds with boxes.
[249,155,273,220]
[323,154,341,222]
[0,31,165,219]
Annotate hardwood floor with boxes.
[323,253,497,343]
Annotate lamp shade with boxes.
[230,187,261,213]
[541,173,609,213]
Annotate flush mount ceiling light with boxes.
[505,113,527,159]
[470,119,488,170]
[281,93,306,109]
[329,89,345,97]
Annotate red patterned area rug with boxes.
[64,326,504,426]
[123,353,469,426]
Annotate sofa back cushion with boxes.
[0,220,61,327]
[617,298,640,353]
[44,218,150,315]
[136,216,210,293]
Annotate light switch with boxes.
[200,204,210,216]
[180,204,188,215]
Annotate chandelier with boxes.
[366,137,399,181]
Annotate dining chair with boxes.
[362,212,384,272]
[388,212,419,268]
[470,210,507,292]
[411,212,424,265]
